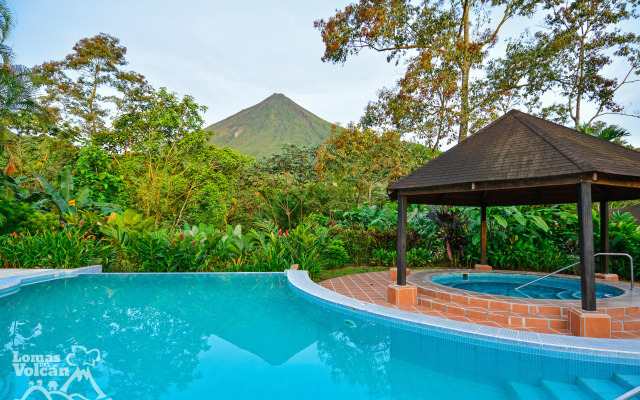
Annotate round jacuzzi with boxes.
[431,273,624,300]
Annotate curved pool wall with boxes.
[287,270,640,379]
[0,268,638,400]
[431,272,624,299]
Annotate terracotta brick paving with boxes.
[320,271,640,339]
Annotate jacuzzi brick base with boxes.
[388,284,417,306]
[408,269,640,337]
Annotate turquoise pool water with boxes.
[0,273,637,400]
[431,273,624,299]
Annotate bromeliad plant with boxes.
[427,206,469,267]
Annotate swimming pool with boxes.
[431,272,624,299]
[0,271,638,399]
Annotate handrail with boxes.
[514,261,580,291]
[514,253,634,292]
[612,385,640,400]
[594,253,634,291]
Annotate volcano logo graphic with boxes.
[15,346,111,400]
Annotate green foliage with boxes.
[245,144,319,229]
[73,145,124,203]
[316,126,433,203]
[0,229,106,269]
[35,167,120,215]
[33,33,148,142]
[489,0,640,127]
[0,174,44,204]
[462,206,578,271]
[607,211,640,280]
[314,0,539,142]
[0,199,58,234]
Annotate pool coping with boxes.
[286,269,640,362]
[0,265,103,297]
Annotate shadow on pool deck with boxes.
[320,270,640,339]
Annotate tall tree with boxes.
[360,51,460,149]
[33,33,148,142]
[489,0,640,128]
[314,0,538,142]
[0,1,46,175]
[0,66,44,174]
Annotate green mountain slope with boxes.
[205,93,334,158]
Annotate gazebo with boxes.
[387,110,640,314]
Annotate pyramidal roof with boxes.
[388,110,640,206]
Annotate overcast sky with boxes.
[10,0,640,147]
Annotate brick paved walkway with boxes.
[320,271,640,339]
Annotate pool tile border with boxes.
[0,265,102,298]
[286,270,640,364]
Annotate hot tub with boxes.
[431,272,624,299]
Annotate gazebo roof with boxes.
[387,110,640,206]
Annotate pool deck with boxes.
[320,270,640,340]
[0,266,102,296]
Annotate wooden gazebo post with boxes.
[577,182,596,311]
[480,205,487,265]
[397,194,408,286]
[600,199,610,274]
[388,194,417,306]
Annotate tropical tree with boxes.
[489,0,640,128]
[315,125,433,203]
[33,33,148,142]
[0,0,13,65]
[0,1,47,175]
[247,144,319,229]
[314,0,539,142]
[360,51,460,149]
[577,122,633,147]
[108,86,250,227]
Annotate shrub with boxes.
[0,229,106,269]
[0,199,59,235]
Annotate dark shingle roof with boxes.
[388,110,640,206]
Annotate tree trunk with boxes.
[458,0,471,142]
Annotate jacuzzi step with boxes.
[610,315,640,332]
[418,286,569,315]
[417,295,568,330]
[506,381,551,400]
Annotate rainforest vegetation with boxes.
[1,0,639,280]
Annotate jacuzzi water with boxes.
[431,273,624,299]
[0,273,636,400]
